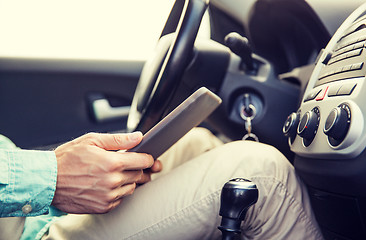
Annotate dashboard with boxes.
[283,4,366,239]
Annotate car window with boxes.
[0,0,209,61]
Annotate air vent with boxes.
[340,21,366,41]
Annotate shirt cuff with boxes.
[0,149,57,217]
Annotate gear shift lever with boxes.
[224,32,257,73]
[218,178,259,240]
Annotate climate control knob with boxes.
[324,104,351,146]
[297,108,320,146]
[283,112,300,142]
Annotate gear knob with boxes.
[218,178,258,240]
[224,32,256,72]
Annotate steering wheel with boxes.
[127,0,208,133]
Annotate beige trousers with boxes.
[0,216,25,240]
[42,128,323,240]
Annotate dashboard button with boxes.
[328,85,341,97]
[337,83,357,96]
[316,86,329,101]
[304,89,322,102]
[351,62,363,70]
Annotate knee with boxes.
[212,140,293,179]
[219,140,285,161]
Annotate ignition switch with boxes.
[237,93,262,122]
[240,94,256,120]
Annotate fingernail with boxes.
[129,131,142,141]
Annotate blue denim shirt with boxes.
[0,135,64,239]
[0,135,57,218]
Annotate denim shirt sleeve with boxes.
[0,135,57,217]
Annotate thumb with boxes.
[88,132,143,151]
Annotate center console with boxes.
[283,4,366,239]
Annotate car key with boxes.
[241,103,259,142]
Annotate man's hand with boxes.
[52,132,155,214]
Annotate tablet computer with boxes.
[128,87,222,159]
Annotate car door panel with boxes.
[0,57,143,149]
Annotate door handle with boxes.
[92,98,130,122]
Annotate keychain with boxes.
[240,102,259,142]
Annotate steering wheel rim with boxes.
[127,0,208,133]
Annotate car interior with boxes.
[1,0,366,239]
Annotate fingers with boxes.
[111,151,154,171]
[150,160,163,173]
[105,182,137,204]
[79,132,143,151]
[92,183,137,213]
[72,132,154,171]
[102,170,143,189]
[136,160,163,184]
[137,172,151,184]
